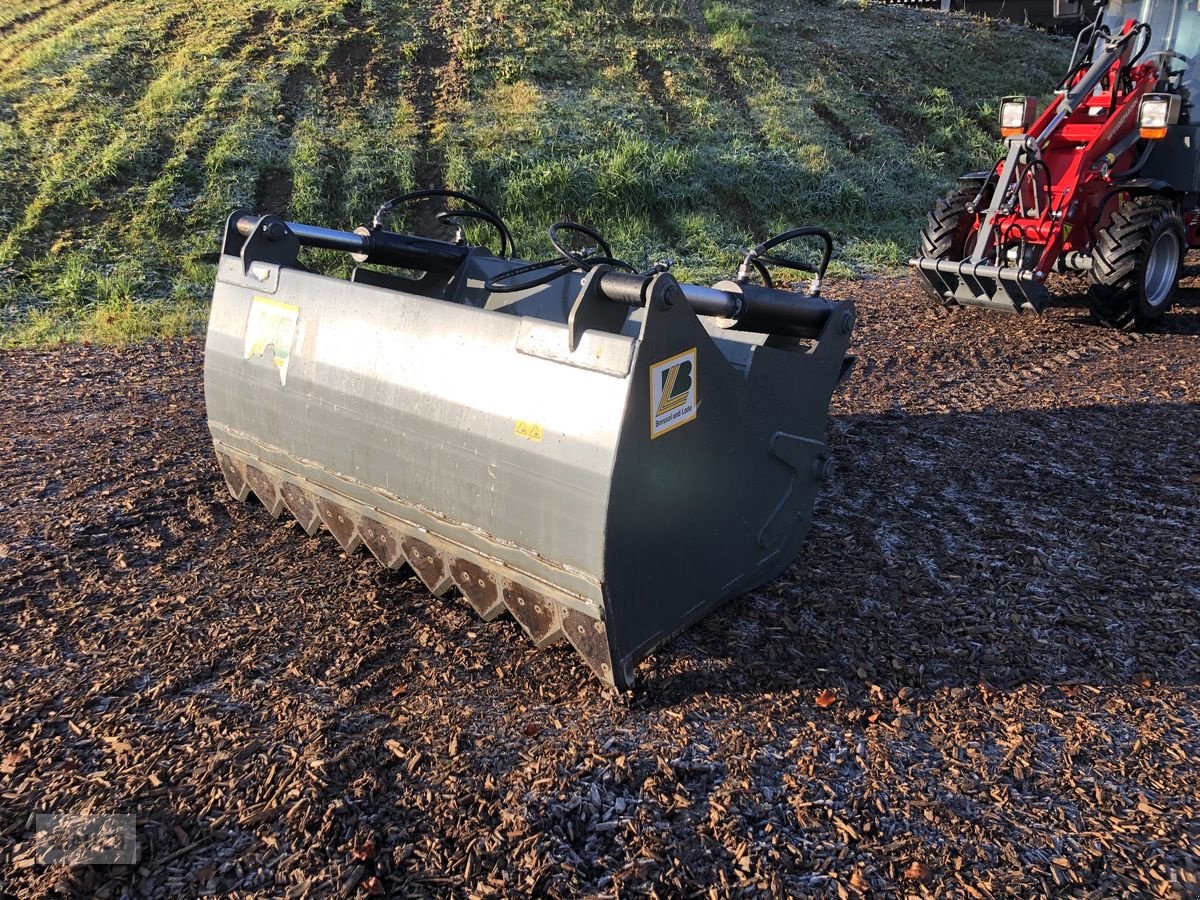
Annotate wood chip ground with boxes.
[1,275,1198,897]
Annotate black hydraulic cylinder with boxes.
[707,279,835,338]
[233,214,470,273]
[595,271,837,339]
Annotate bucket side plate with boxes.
[204,261,637,684]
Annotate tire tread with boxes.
[1088,196,1183,330]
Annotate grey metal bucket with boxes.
[205,212,854,688]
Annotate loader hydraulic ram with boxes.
[205,192,855,689]
[913,0,1200,328]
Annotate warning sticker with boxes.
[514,420,544,442]
[650,348,698,439]
[244,296,299,386]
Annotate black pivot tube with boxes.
[594,271,838,340]
[231,214,840,338]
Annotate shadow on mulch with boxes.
[1043,264,1200,332]
[638,400,1200,704]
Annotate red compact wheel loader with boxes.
[913,0,1200,329]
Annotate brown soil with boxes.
[0,0,64,39]
[1,276,1199,897]
[406,0,470,216]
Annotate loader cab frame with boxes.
[1101,0,1200,96]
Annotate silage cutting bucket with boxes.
[205,209,854,688]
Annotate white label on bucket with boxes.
[244,296,299,386]
[650,348,698,439]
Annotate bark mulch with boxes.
[1,275,1198,898]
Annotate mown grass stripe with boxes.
[0,0,65,36]
[0,0,1073,345]
[0,0,118,71]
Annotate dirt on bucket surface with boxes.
[1,274,1198,898]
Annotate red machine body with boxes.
[981,28,1196,278]
[915,2,1200,328]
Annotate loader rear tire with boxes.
[1088,196,1184,331]
[918,185,982,304]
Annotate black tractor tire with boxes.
[1088,196,1185,330]
[918,184,982,304]
[919,185,980,260]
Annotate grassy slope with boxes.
[0,0,1071,345]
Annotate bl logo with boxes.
[649,349,698,438]
[656,357,693,416]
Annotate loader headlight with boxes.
[1139,93,1181,140]
[999,96,1038,137]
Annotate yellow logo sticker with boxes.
[650,348,698,439]
[244,296,299,386]
[515,420,544,442]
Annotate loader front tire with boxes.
[918,185,982,304]
[1088,196,1184,330]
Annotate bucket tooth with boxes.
[560,605,618,687]
[504,584,565,649]
[280,482,321,535]
[451,559,505,621]
[359,516,406,569]
[315,497,362,554]
[401,536,453,596]
[244,465,284,517]
[216,452,251,502]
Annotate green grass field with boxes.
[0,0,1071,345]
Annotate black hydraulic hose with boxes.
[485,221,644,293]
[1086,147,1158,237]
[1013,160,1052,217]
[484,258,577,293]
[435,208,517,258]
[372,188,515,258]
[1125,23,1153,71]
[549,221,612,264]
[968,172,998,215]
[753,227,833,276]
[750,259,775,290]
[548,221,637,273]
[737,226,834,295]
[1111,139,1157,179]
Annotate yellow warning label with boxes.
[650,348,698,439]
[515,420,544,442]
[244,296,299,386]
